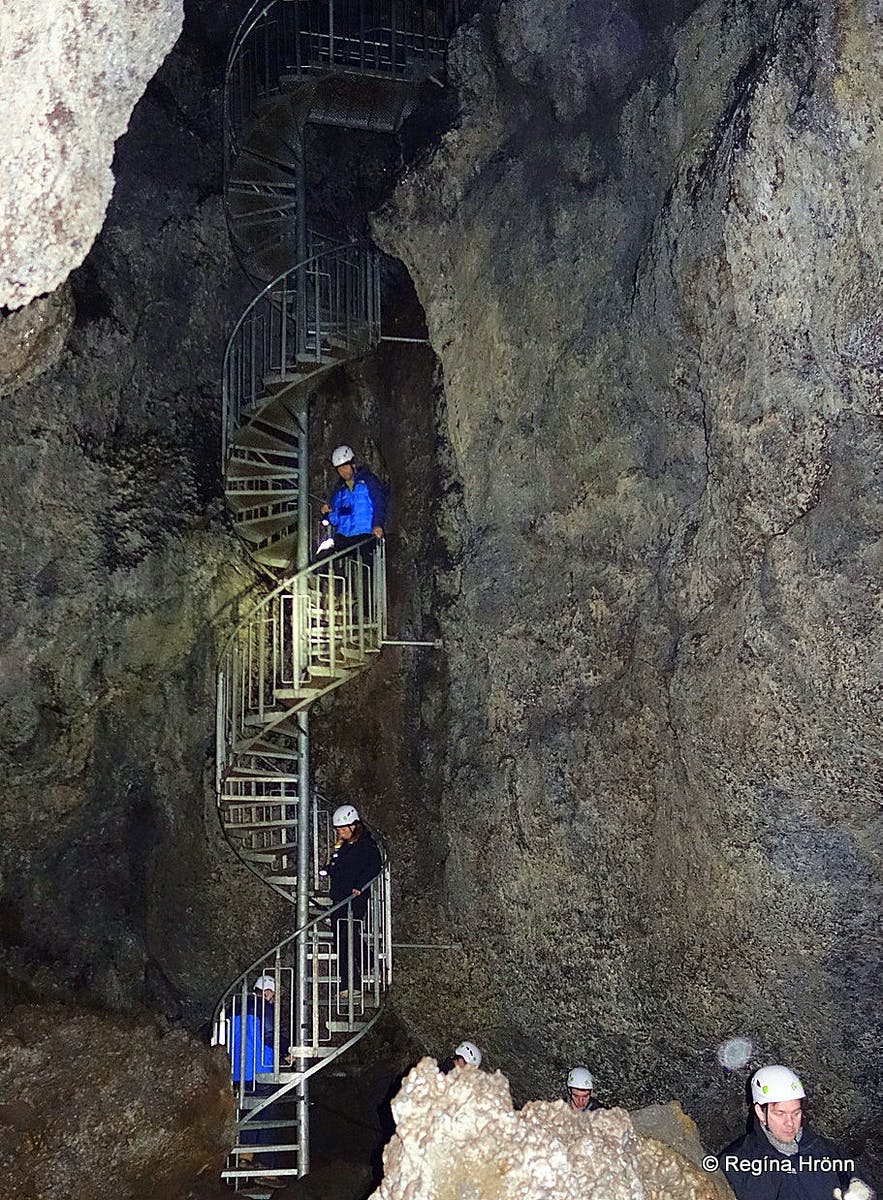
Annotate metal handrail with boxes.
[225,0,458,163]
[215,0,460,1185]
[216,538,387,897]
[222,240,380,461]
[221,240,379,443]
[212,854,393,1158]
[215,823,391,1011]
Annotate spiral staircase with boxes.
[211,1,457,1192]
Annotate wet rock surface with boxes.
[0,1004,234,1199]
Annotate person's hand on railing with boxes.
[371,525,383,538]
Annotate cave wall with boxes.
[0,3,290,1023]
[0,0,184,308]
[0,0,878,1181]
[373,0,882,1156]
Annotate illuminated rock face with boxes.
[372,1059,727,1200]
[373,0,881,1159]
[0,0,182,308]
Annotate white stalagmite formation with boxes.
[372,1059,726,1200]
[0,0,183,309]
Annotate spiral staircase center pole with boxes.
[295,710,310,1173]
[212,1,459,1188]
[295,120,309,363]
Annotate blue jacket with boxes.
[228,995,275,1082]
[328,467,388,537]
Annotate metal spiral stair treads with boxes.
[211,1,458,1192]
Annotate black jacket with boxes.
[326,831,382,905]
[720,1122,859,1200]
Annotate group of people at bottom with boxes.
[440,1042,601,1116]
[435,1050,875,1200]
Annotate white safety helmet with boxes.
[331,444,355,467]
[254,974,276,993]
[454,1041,482,1067]
[567,1067,594,1090]
[332,804,360,827]
[751,1065,806,1105]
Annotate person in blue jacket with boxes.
[228,973,276,1084]
[228,974,284,1188]
[719,1065,874,1200]
[320,444,387,551]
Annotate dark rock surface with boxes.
[0,288,76,395]
[0,1004,233,1199]
[0,5,287,1023]
[0,0,879,1193]
[373,0,882,1169]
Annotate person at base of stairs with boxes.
[320,803,382,999]
[320,444,388,553]
[230,975,286,1190]
[718,1064,875,1200]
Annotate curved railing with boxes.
[222,241,380,455]
[211,845,393,1188]
[217,538,386,905]
[225,0,456,156]
[213,850,393,1084]
[214,0,456,1188]
[224,0,458,282]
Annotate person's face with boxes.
[756,1100,802,1141]
[452,1055,466,1068]
[336,462,354,481]
[260,988,275,1004]
[336,823,355,841]
[569,1087,592,1111]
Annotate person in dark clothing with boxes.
[564,1066,604,1114]
[719,1065,874,1200]
[321,804,382,1001]
[320,444,388,553]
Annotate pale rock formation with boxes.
[0,0,183,308]
[372,1059,728,1200]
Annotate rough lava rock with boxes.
[0,1,281,1025]
[371,1058,730,1199]
[0,0,183,308]
[374,0,882,1162]
[0,1004,234,1199]
[0,286,75,395]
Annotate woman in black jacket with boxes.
[323,804,382,1001]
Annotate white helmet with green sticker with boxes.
[751,1065,805,1104]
